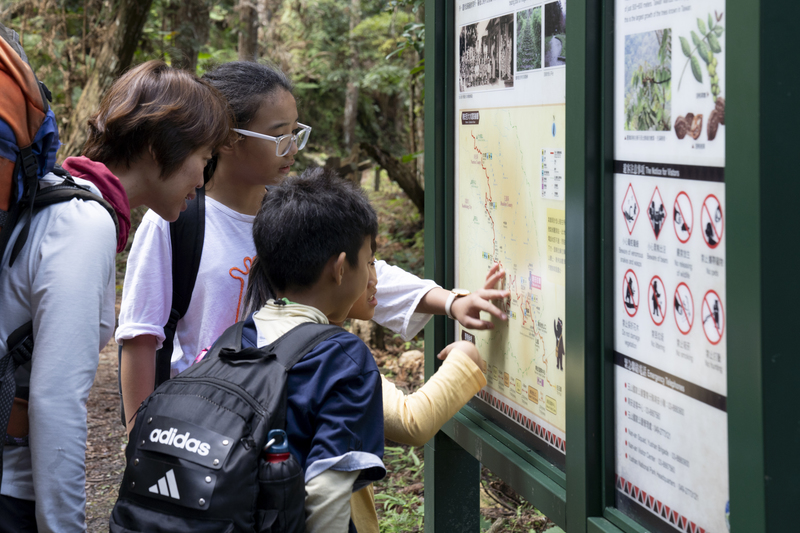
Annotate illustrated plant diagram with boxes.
[624,29,672,131]
[676,11,725,140]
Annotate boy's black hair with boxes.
[252,167,378,293]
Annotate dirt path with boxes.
[84,339,126,532]
[545,36,564,67]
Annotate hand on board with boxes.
[449,262,510,330]
[437,340,485,372]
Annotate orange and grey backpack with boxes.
[0,22,117,487]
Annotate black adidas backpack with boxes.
[110,319,343,533]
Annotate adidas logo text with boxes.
[150,469,181,500]
[149,427,211,456]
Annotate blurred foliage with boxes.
[2,0,425,192]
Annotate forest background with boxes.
[1,0,556,531]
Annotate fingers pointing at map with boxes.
[449,264,510,330]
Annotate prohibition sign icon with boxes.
[673,192,693,243]
[701,194,724,249]
[702,290,725,345]
[648,276,667,326]
[622,269,639,317]
[673,282,694,335]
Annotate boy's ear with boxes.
[332,252,347,286]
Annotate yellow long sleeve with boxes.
[350,349,486,533]
[383,348,487,447]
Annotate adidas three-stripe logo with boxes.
[149,469,181,500]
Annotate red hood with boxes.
[62,156,131,253]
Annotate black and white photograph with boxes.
[458,14,515,93]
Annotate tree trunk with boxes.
[342,0,360,151]
[360,142,424,214]
[238,0,258,61]
[59,0,154,160]
[171,0,211,72]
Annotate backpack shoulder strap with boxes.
[155,187,206,387]
[189,319,245,367]
[0,320,34,487]
[266,322,346,371]
[8,174,120,267]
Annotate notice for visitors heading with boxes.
[613,0,728,532]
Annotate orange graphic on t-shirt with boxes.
[229,256,254,323]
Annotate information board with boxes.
[613,1,728,531]
[454,0,567,467]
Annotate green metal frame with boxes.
[423,0,797,531]
[423,0,599,530]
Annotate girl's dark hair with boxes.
[201,61,294,182]
[244,256,274,316]
[82,60,232,179]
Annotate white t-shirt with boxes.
[373,261,439,340]
[116,196,255,373]
[116,196,440,373]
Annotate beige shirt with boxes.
[350,349,487,532]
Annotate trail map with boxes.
[456,105,566,457]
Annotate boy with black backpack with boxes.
[112,168,385,533]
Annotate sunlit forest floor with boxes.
[85,171,556,532]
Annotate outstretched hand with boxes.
[437,340,485,372]
[449,263,510,330]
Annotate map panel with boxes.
[455,105,566,461]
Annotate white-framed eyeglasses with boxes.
[231,123,312,157]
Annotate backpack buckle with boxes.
[8,334,33,366]
[19,146,38,180]
[165,308,181,331]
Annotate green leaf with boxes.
[709,14,714,30]
[401,150,423,163]
[691,56,703,83]
[697,41,711,64]
[707,33,722,53]
[408,449,421,467]
[691,31,701,47]
[714,25,725,36]
[680,37,692,58]
[697,18,707,35]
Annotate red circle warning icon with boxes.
[673,282,694,334]
[647,187,667,239]
[622,269,639,317]
[648,276,667,326]
[701,194,724,249]
[702,290,725,345]
[621,184,639,235]
[673,192,693,243]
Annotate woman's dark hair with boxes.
[244,167,377,310]
[201,61,294,181]
[82,60,232,179]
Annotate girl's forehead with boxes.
[252,90,298,129]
